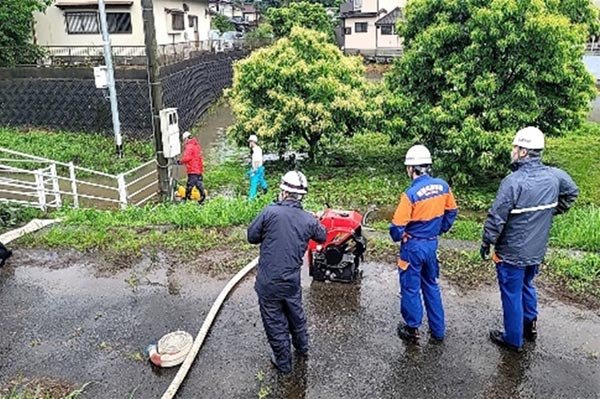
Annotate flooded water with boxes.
[1,249,599,398]
[173,103,237,182]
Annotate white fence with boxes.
[0,147,158,211]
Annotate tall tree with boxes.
[227,27,371,160]
[266,1,333,38]
[382,0,597,184]
[0,0,51,67]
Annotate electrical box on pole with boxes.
[159,108,181,158]
[93,66,108,89]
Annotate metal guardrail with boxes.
[0,147,158,211]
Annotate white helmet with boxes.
[280,170,308,195]
[248,134,258,143]
[182,131,192,140]
[404,144,432,166]
[513,126,544,150]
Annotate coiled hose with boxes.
[161,256,259,399]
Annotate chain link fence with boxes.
[0,50,249,142]
[0,67,153,140]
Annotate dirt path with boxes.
[1,250,599,398]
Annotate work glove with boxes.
[480,242,491,260]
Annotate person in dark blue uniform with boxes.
[247,170,326,374]
[482,127,579,352]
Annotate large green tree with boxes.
[0,0,51,67]
[227,27,371,160]
[383,0,597,184]
[266,1,333,38]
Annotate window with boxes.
[106,13,132,34]
[66,12,99,34]
[172,13,185,31]
[353,0,362,9]
[65,12,131,34]
[355,22,368,33]
[344,27,352,35]
[381,25,394,35]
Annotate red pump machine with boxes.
[308,209,367,283]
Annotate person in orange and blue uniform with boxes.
[390,145,458,343]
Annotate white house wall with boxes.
[342,0,406,51]
[33,0,145,46]
[344,18,376,50]
[376,30,402,48]
[153,0,210,45]
[33,0,210,47]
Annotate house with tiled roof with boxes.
[338,0,406,59]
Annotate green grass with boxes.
[446,206,600,252]
[6,122,599,295]
[0,204,44,234]
[0,381,89,399]
[56,195,271,229]
[545,251,600,298]
[0,127,153,174]
[545,123,600,206]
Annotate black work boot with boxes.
[429,333,444,344]
[270,353,292,374]
[0,249,12,267]
[524,318,538,342]
[489,329,523,353]
[397,323,420,344]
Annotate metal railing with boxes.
[29,45,147,67]
[585,41,600,56]
[0,147,158,211]
[343,47,404,59]
[1,39,271,67]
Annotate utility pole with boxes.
[98,0,123,158]
[141,0,170,198]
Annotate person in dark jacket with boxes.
[247,170,326,374]
[179,131,206,204]
[481,127,579,352]
[390,145,458,343]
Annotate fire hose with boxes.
[161,207,378,397]
[161,256,259,399]
[0,219,60,244]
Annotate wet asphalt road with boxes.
[1,250,599,399]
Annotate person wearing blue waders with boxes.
[248,134,268,200]
[481,127,579,352]
[390,145,458,343]
[247,171,326,374]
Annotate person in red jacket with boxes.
[179,131,206,204]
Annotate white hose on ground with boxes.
[161,256,260,399]
[0,219,60,244]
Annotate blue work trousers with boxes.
[496,262,539,348]
[248,166,268,200]
[397,239,445,339]
[258,291,308,373]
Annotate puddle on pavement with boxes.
[2,251,600,398]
